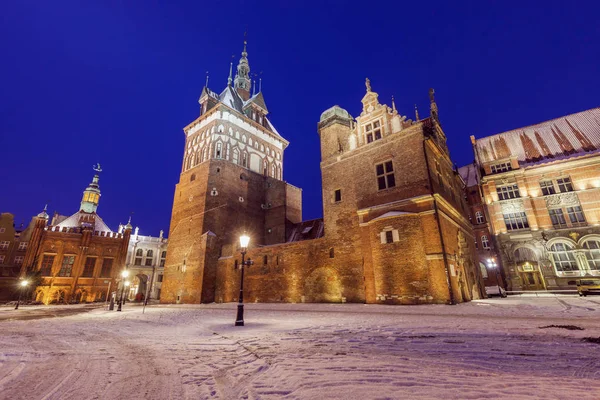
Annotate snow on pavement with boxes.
[1,297,600,399]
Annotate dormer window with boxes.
[364,121,382,143]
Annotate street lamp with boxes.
[15,280,29,310]
[487,258,502,297]
[235,233,253,326]
[117,270,129,312]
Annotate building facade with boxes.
[161,41,484,305]
[0,213,28,300]
[472,107,600,291]
[19,166,132,304]
[123,226,167,301]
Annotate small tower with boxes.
[234,39,251,100]
[80,164,102,213]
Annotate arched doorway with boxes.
[304,267,342,303]
[132,274,149,302]
[514,247,545,290]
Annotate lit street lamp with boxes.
[117,270,130,312]
[487,258,503,297]
[235,233,253,326]
[15,280,29,310]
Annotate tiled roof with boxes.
[474,108,600,166]
[458,164,479,187]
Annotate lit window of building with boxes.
[497,184,520,200]
[503,212,529,231]
[549,243,578,272]
[490,162,512,174]
[549,209,568,228]
[557,177,574,193]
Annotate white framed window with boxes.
[380,228,399,244]
[0,241,9,250]
[497,184,520,200]
[549,209,568,228]
[233,149,240,165]
[481,235,490,249]
[376,161,395,190]
[364,120,382,143]
[540,180,556,196]
[490,161,512,174]
[557,177,573,193]
[549,242,579,272]
[18,242,28,251]
[503,212,529,231]
[475,211,484,224]
[14,256,24,265]
[583,240,600,271]
[242,135,247,143]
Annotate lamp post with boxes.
[487,258,502,297]
[235,233,253,326]
[117,270,129,312]
[15,280,29,310]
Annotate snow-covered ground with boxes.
[1,297,600,399]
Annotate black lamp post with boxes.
[15,280,29,310]
[235,233,253,326]
[487,257,502,297]
[117,270,130,312]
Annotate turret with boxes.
[233,39,251,101]
[80,164,102,213]
[318,105,354,161]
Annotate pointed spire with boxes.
[227,62,233,86]
[234,33,251,100]
[124,215,133,230]
[37,204,49,219]
[391,95,396,112]
[414,104,420,121]
[259,77,262,93]
[252,76,256,95]
[80,164,102,213]
[205,71,209,87]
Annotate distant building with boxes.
[123,226,167,301]
[471,107,600,291]
[161,39,484,305]
[20,166,132,304]
[0,213,27,300]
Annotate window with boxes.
[161,251,167,258]
[549,209,568,228]
[100,258,113,278]
[233,149,239,165]
[490,162,512,174]
[145,258,153,266]
[0,228,5,233]
[190,174,196,182]
[475,211,484,224]
[549,243,578,272]
[583,240,600,270]
[147,250,153,257]
[364,121,382,144]
[567,206,586,224]
[271,164,276,178]
[40,255,54,276]
[58,255,75,277]
[329,248,335,258]
[14,256,24,265]
[263,160,268,175]
[540,180,555,196]
[18,242,28,251]
[157,274,164,282]
[136,249,143,256]
[497,184,520,200]
[226,143,230,160]
[481,235,490,249]
[82,257,96,277]
[503,212,529,231]
[557,177,573,193]
[242,152,247,168]
[376,161,395,190]
[385,231,394,244]
[0,241,9,250]
[334,189,342,202]
[474,240,479,250]
[216,142,222,158]
[263,255,268,265]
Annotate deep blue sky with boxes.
[1,1,599,236]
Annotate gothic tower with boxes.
[161,40,302,304]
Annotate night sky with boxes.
[2,1,599,237]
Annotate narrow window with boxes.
[58,255,75,277]
[242,153,248,167]
[385,231,394,244]
[263,255,268,265]
[100,258,113,278]
[481,235,490,249]
[329,248,335,258]
[334,189,342,202]
[216,142,222,159]
[82,257,96,277]
[475,211,484,224]
[376,161,395,190]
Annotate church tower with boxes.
[161,39,302,304]
[80,164,102,213]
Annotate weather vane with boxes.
[93,163,102,173]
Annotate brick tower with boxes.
[161,40,302,304]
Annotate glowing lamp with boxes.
[121,270,129,279]
[124,281,131,287]
[239,234,250,249]
[20,280,29,287]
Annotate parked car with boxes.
[577,279,600,296]
[485,285,507,298]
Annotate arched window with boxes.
[226,143,230,160]
[271,164,276,178]
[583,240,600,271]
[254,141,259,149]
[190,173,196,182]
[481,235,490,249]
[235,131,240,139]
[242,135,247,143]
[276,152,281,160]
[249,138,253,146]
[263,160,268,175]
[233,149,239,165]
[242,152,248,168]
[147,250,153,257]
[136,249,143,256]
[218,125,224,133]
[215,142,222,159]
[549,242,579,272]
[475,211,484,224]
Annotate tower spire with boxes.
[234,32,251,100]
[227,61,233,87]
[414,104,420,121]
[205,71,209,87]
[80,163,102,213]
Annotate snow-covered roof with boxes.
[370,211,414,222]
[474,108,600,167]
[55,211,112,233]
[244,92,268,113]
[458,164,479,187]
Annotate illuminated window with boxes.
[540,180,555,196]
[475,211,484,224]
[583,240,600,271]
[375,161,395,190]
[567,206,586,224]
[503,212,529,231]
[497,184,520,200]
[58,255,75,277]
[14,256,24,265]
[557,177,573,193]
[481,235,490,249]
[549,209,568,228]
[18,242,28,251]
[490,162,512,174]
